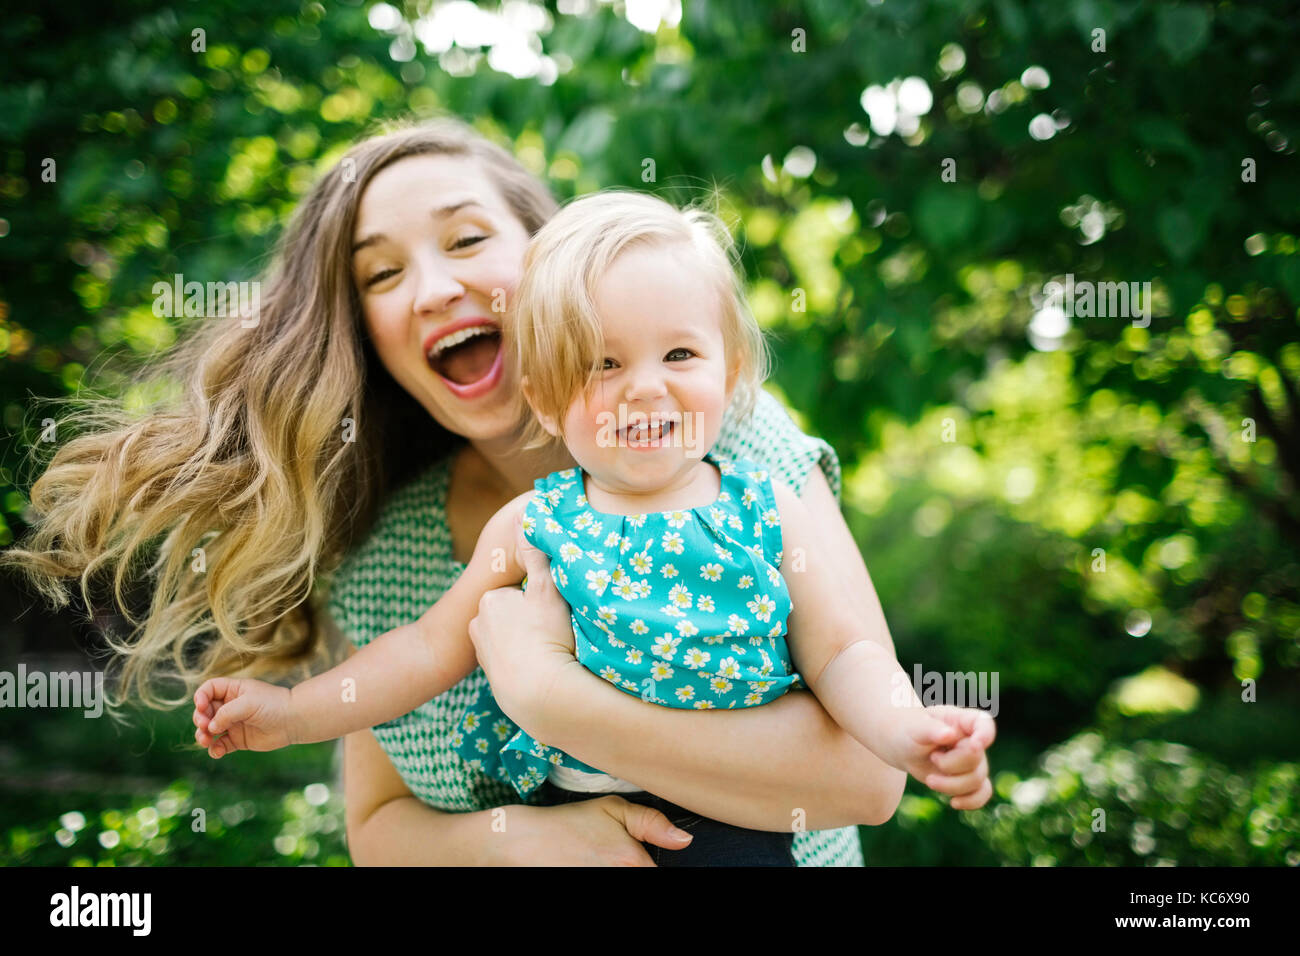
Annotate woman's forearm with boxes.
[541,670,906,832]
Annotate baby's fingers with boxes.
[929,736,984,775]
[208,695,256,736]
[949,778,993,811]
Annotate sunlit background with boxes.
[1,0,1297,865]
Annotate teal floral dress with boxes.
[453,450,803,796]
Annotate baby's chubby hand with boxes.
[192,676,295,758]
[889,705,996,810]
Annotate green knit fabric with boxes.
[328,389,866,866]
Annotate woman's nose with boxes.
[411,259,466,316]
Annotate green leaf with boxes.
[1156,207,1204,263]
[914,185,980,249]
[1156,4,1211,63]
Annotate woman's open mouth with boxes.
[425,320,504,399]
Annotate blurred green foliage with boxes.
[1,0,1297,864]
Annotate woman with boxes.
[6,116,993,865]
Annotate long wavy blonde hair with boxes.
[1,116,558,712]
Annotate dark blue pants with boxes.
[539,781,795,867]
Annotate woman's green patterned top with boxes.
[327,389,866,866]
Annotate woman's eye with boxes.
[364,268,400,288]
[450,234,488,251]
[665,348,695,361]
[601,358,618,370]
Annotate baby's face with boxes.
[558,243,736,501]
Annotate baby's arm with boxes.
[771,480,965,784]
[194,493,532,756]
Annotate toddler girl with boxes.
[193,190,986,865]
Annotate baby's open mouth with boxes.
[426,323,501,386]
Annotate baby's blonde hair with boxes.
[508,189,770,452]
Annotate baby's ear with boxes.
[521,376,561,437]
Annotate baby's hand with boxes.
[192,677,295,758]
[888,706,996,810]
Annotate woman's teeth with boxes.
[427,324,501,386]
[426,323,497,360]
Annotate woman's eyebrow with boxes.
[352,200,486,254]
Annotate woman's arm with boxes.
[344,725,696,865]
[470,466,912,833]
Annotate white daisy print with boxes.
[630,619,649,635]
[630,579,652,599]
[717,657,742,679]
[597,606,618,625]
[666,510,690,529]
[738,575,754,589]
[710,676,733,696]
[697,594,716,613]
[675,686,696,703]
[573,513,593,530]
[747,594,777,622]
[762,508,780,527]
[682,648,710,669]
[668,583,693,609]
[700,563,723,582]
[708,506,727,525]
[585,568,610,595]
[649,661,674,681]
[585,549,605,564]
[702,632,725,645]
[660,563,679,579]
[726,613,750,636]
[599,665,621,683]
[544,517,564,534]
[611,580,636,600]
[604,531,622,547]
[625,648,644,666]
[475,738,490,753]
[766,566,782,586]
[631,551,654,574]
[745,692,764,706]
[661,531,684,554]
[676,620,699,638]
[718,460,735,475]
[713,543,733,561]
[551,566,568,588]
[521,514,537,534]
[741,489,756,507]
[651,634,681,659]
[693,700,716,710]
[558,541,583,564]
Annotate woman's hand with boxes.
[468,515,585,739]
[495,797,693,866]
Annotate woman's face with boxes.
[352,154,531,443]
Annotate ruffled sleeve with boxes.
[712,389,841,502]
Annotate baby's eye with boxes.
[665,348,695,361]
[601,358,619,370]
